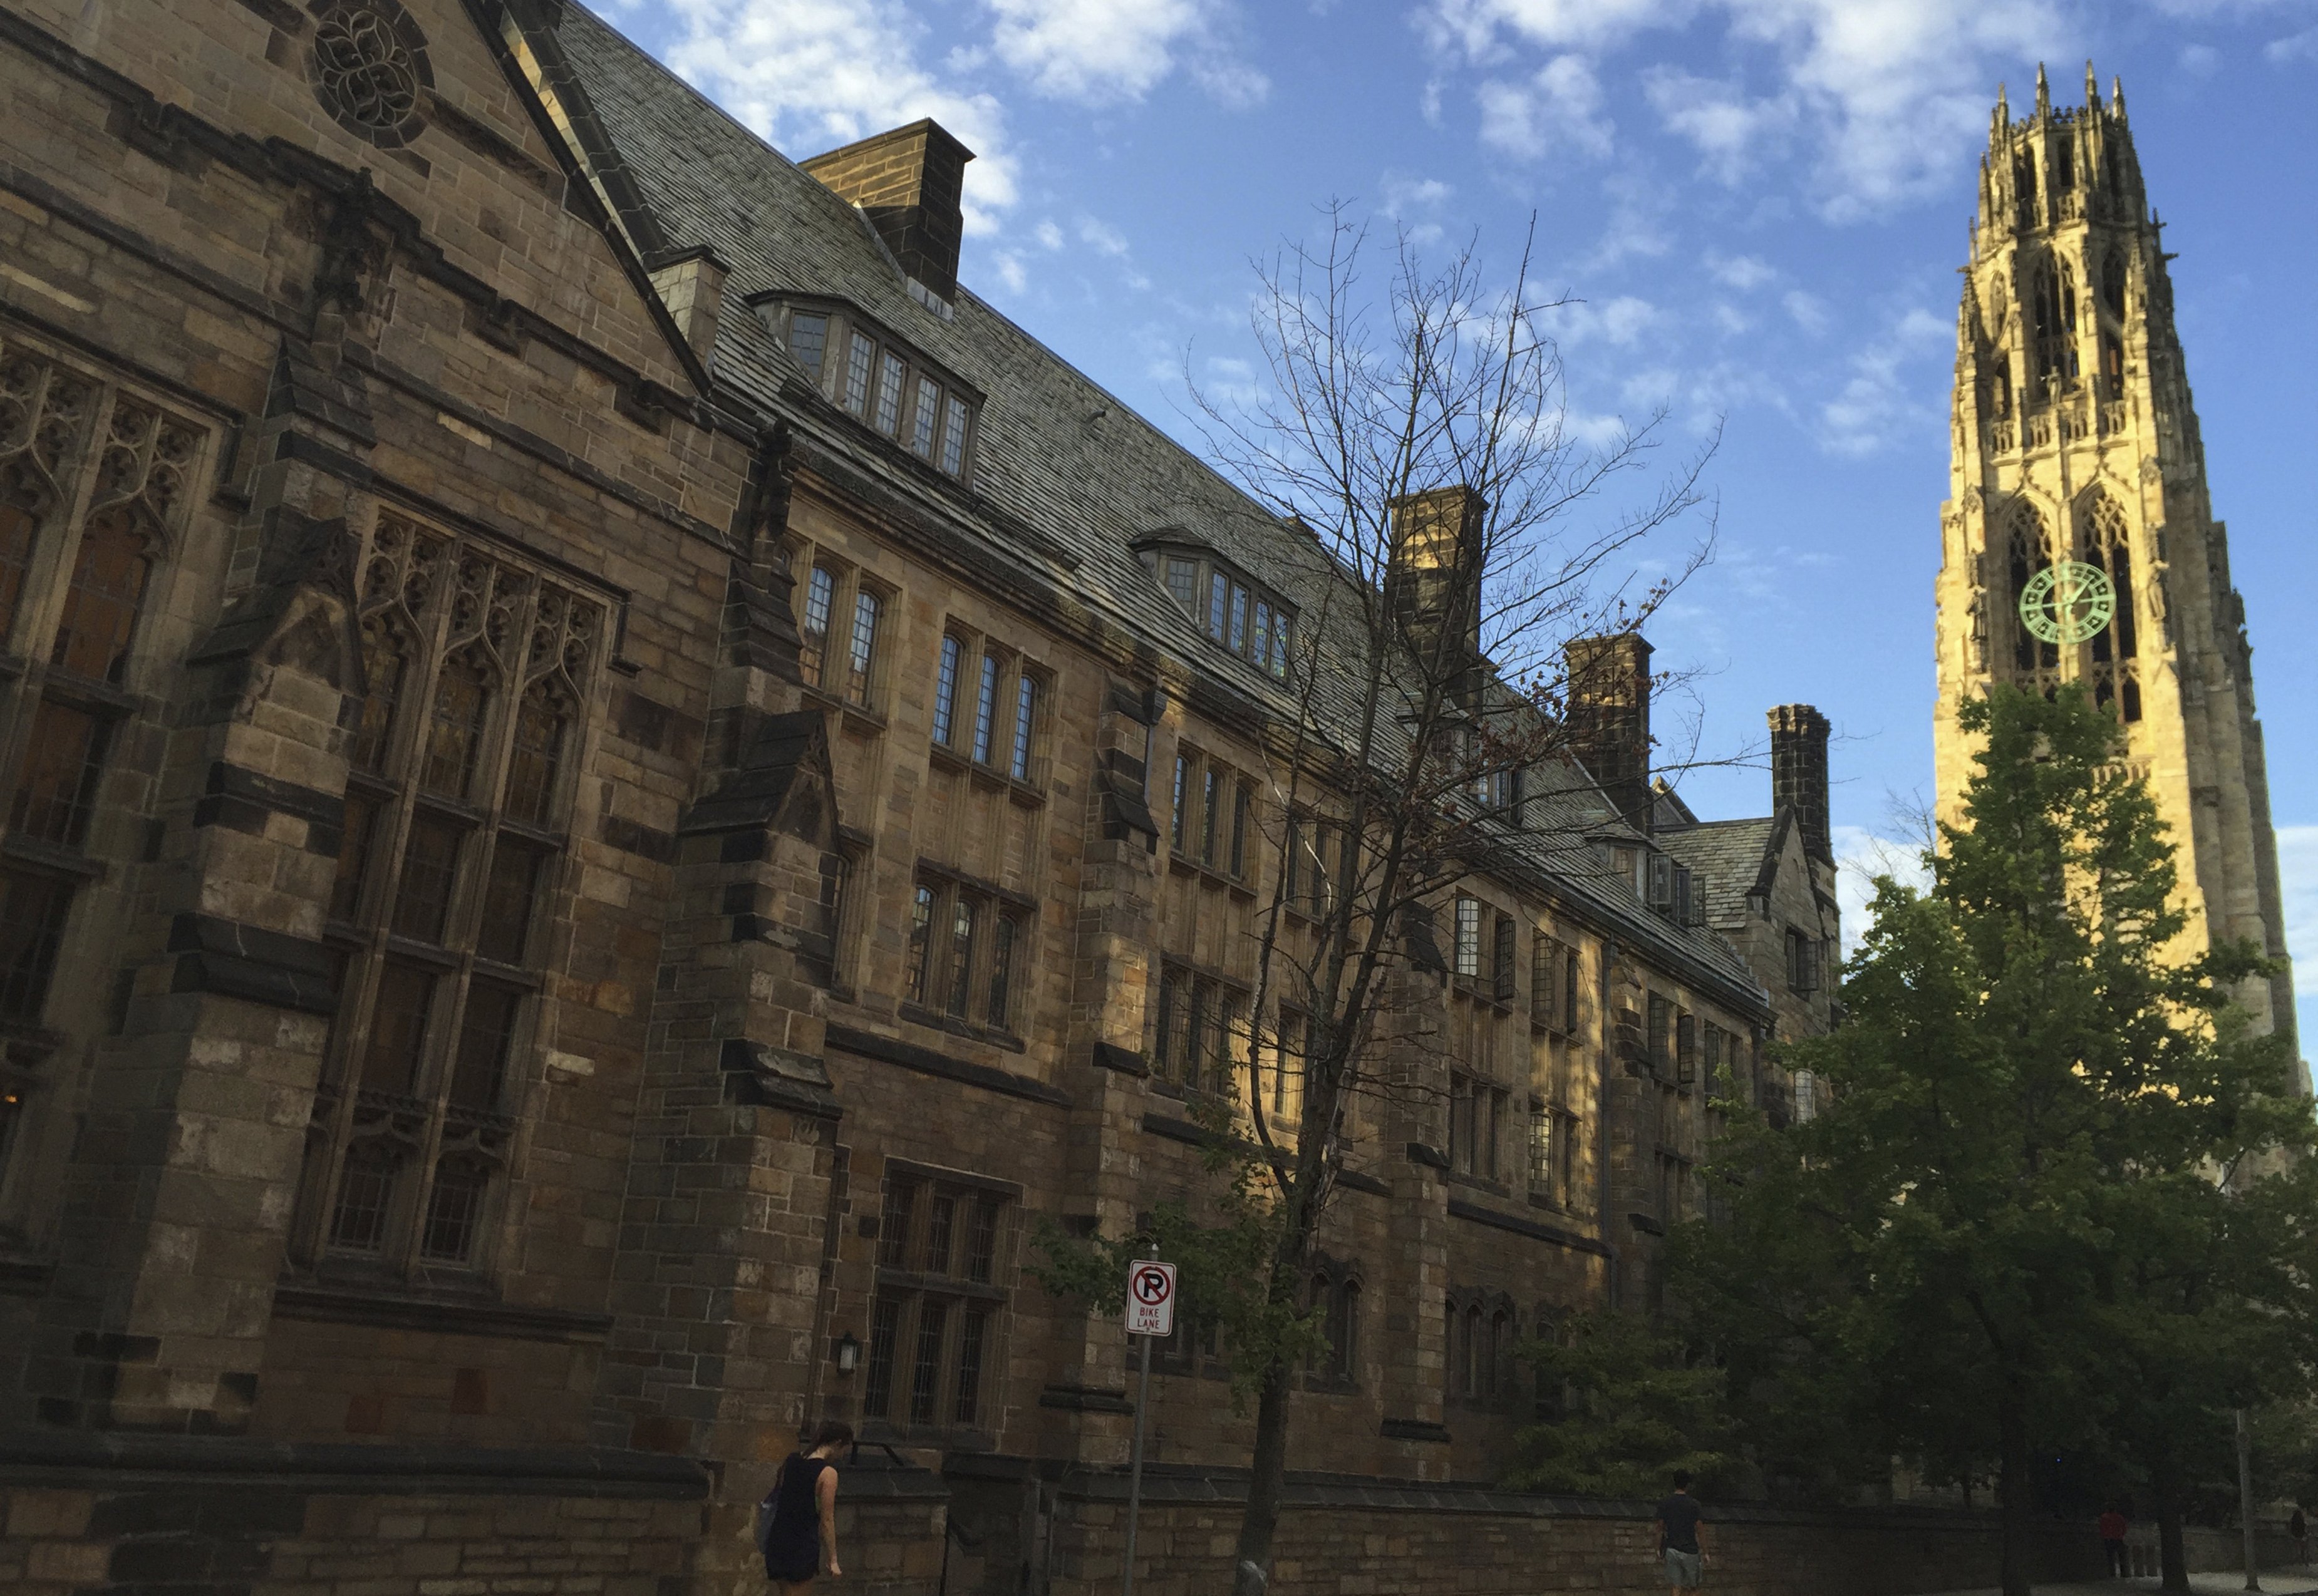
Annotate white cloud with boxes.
[1422,0,2074,215]
[1833,823,1933,959]
[1382,173,1455,215]
[1477,53,1615,160]
[1643,66,1797,183]
[2267,24,2318,59]
[1547,294,1661,345]
[2281,826,2318,1000]
[1709,252,1777,290]
[1783,289,1831,333]
[1423,0,1674,59]
[1586,170,1674,267]
[2180,41,2223,71]
[1077,216,1131,255]
[1034,219,1066,250]
[1818,304,1948,455]
[984,0,1267,105]
[665,0,1020,225]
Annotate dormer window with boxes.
[790,313,829,381]
[758,297,980,481]
[1140,542,1295,681]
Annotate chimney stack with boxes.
[1566,634,1653,830]
[1386,486,1484,687]
[1767,704,1831,864]
[801,120,975,302]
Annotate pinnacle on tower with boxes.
[2035,62,2050,116]
[2112,76,2126,118]
[2086,60,2099,110]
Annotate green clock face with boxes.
[2019,560,2116,646]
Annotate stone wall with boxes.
[0,1434,949,1596]
[1030,1467,2300,1596]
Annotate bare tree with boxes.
[1038,210,1715,1594]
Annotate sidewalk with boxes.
[1928,1573,2318,1596]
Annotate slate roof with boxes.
[546,3,1769,1016]
[1654,816,1786,932]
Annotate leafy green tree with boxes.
[1680,683,2310,1596]
[1504,1309,1735,1498]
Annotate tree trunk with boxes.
[1231,1362,1294,1596]
[1997,1399,2036,1596]
[2155,1458,2191,1593]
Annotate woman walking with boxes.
[757,1419,852,1591]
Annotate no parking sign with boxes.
[1125,1259,1176,1337]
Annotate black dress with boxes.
[761,1453,830,1582]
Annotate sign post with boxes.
[1122,1258,1175,1596]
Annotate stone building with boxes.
[1654,703,1841,1123]
[1933,65,2300,1074]
[0,1,1835,1592]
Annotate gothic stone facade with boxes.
[0,1,1834,1592]
[1933,65,2300,1071]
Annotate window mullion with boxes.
[295,953,387,1265]
[10,384,117,681]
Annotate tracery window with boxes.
[1305,1255,1362,1388]
[1444,1288,1516,1409]
[2082,496,2141,722]
[296,513,601,1279]
[0,339,205,1210]
[2006,503,2061,692]
[2029,256,2079,388]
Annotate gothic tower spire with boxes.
[1934,71,2304,1073]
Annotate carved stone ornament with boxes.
[308,0,433,150]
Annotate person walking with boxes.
[757,1419,852,1592]
[2290,1506,2307,1568]
[2098,1503,2129,1578]
[1655,1470,1709,1595]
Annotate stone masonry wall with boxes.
[1042,1477,2302,1596]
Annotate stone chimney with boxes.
[648,247,728,361]
[800,120,975,302]
[1767,703,1831,864]
[1565,633,1653,830]
[1386,486,1484,686]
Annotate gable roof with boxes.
[541,3,1769,1016]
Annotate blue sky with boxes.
[595,0,2318,1041]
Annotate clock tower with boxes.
[1933,64,2302,1067]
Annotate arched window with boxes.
[504,682,568,828]
[351,614,409,775]
[1464,1304,1484,1399]
[2083,497,2141,722]
[50,506,150,684]
[0,463,46,645]
[420,651,492,799]
[1491,1307,1515,1407]
[2007,505,2057,683]
[2103,249,2128,319]
[2055,138,2074,192]
[1334,1279,1360,1382]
